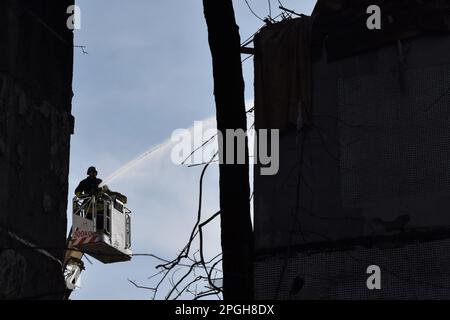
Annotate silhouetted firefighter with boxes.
[203,0,254,300]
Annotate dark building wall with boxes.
[255,238,450,299]
[254,30,450,298]
[0,0,74,299]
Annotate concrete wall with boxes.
[254,33,450,298]
[255,238,450,299]
[0,0,74,299]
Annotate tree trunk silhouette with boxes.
[203,0,254,300]
[0,0,74,299]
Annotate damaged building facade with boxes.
[253,0,450,299]
[0,1,74,299]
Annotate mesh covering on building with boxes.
[338,64,450,206]
[255,238,450,299]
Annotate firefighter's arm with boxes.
[74,181,84,195]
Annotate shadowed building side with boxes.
[0,0,74,299]
[253,0,450,299]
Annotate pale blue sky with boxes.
[69,0,316,300]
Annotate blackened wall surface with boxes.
[255,238,450,299]
[254,31,450,298]
[0,0,74,299]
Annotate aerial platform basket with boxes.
[70,192,132,264]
